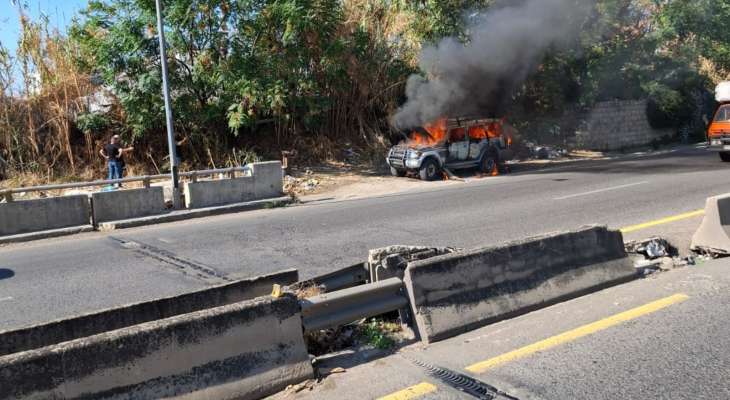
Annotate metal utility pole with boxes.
[154,0,181,208]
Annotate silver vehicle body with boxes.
[386,117,513,177]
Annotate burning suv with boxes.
[387,117,514,180]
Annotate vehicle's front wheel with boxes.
[390,166,407,177]
[419,158,441,181]
[720,152,730,162]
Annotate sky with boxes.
[0,0,88,90]
[0,0,88,57]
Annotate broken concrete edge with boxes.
[0,225,94,245]
[0,268,299,357]
[98,195,293,231]
[0,294,314,400]
[403,225,638,344]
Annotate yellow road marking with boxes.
[620,209,705,233]
[377,382,438,400]
[465,293,689,374]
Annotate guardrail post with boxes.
[143,177,151,188]
[190,171,198,183]
[228,169,236,179]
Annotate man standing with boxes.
[100,135,133,186]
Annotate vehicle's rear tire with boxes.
[479,150,498,174]
[720,152,730,162]
[390,167,406,177]
[419,158,441,181]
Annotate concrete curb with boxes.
[0,225,94,245]
[98,196,292,231]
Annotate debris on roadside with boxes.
[303,318,406,357]
[625,237,676,259]
[284,378,318,394]
[625,237,702,276]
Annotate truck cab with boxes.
[708,103,730,161]
[708,82,730,161]
[387,117,513,180]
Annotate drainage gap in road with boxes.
[109,236,231,284]
[403,355,519,400]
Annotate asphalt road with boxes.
[2,145,730,330]
[275,256,730,400]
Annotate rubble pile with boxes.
[284,169,322,195]
[625,237,710,276]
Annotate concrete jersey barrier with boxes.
[91,187,166,223]
[404,226,636,343]
[0,195,89,236]
[691,193,730,254]
[0,294,313,400]
[0,269,298,357]
[184,161,283,208]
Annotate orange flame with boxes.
[407,118,511,148]
[408,118,448,147]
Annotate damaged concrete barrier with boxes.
[184,161,283,208]
[404,226,637,343]
[691,193,730,255]
[0,195,90,236]
[0,269,298,357]
[0,294,313,400]
[91,187,166,224]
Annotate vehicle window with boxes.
[449,128,466,141]
[715,105,730,122]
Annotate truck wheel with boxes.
[419,158,441,181]
[720,152,730,162]
[480,151,498,174]
[390,167,406,177]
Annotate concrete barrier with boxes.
[253,161,284,199]
[0,269,298,357]
[0,294,313,400]
[184,161,283,209]
[91,187,166,224]
[0,195,89,236]
[691,193,730,255]
[184,176,255,208]
[403,226,636,343]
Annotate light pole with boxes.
[154,0,181,208]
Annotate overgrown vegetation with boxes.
[1,0,728,183]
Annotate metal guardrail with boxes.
[297,262,370,293]
[300,277,409,332]
[0,165,252,202]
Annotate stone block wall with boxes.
[574,100,674,151]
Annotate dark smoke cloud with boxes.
[392,0,592,128]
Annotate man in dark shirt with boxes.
[100,135,133,186]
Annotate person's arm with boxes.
[119,146,134,156]
[100,148,109,160]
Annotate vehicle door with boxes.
[447,127,469,161]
